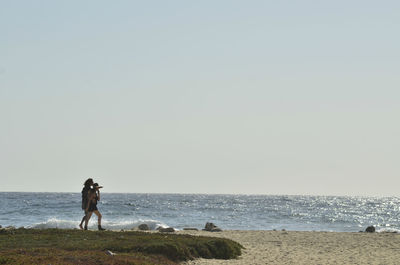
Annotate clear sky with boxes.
[1,1,399,195]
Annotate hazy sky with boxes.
[1,1,399,195]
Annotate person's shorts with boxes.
[88,204,98,212]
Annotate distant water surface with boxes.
[1,193,399,232]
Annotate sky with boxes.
[1,1,399,196]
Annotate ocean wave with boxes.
[376,228,400,233]
[30,218,169,230]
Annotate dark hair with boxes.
[84,178,93,188]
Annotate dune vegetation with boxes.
[0,228,242,265]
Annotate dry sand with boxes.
[179,230,400,265]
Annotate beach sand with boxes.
[179,230,400,265]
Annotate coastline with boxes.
[179,230,400,265]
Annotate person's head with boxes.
[84,178,94,188]
[93,183,103,190]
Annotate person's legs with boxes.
[84,212,93,230]
[79,211,88,229]
[93,210,104,230]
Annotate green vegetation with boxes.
[0,228,243,264]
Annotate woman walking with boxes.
[84,183,105,230]
[79,178,93,230]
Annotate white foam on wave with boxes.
[376,228,400,233]
[31,218,78,229]
[99,219,168,230]
[30,218,169,230]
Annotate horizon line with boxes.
[0,190,398,198]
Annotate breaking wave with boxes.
[30,218,168,230]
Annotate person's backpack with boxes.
[81,187,89,210]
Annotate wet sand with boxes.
[179,230,400,265]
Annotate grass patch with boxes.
[0,228,242,264]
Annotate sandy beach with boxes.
[179,230,400,265]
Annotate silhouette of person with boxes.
[79,178,93,230]
[84,183,105,230]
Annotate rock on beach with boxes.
[203,222,222,232]
[138,224,150,231]
[157,227,175,233]
[365,226,375,233]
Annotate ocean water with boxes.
[1,192,400,232]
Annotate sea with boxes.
[1,192,400,233]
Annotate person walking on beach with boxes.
[79,178,93,229]
[84,183,105,231]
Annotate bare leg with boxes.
[93,210,104,230]
[79,212,87,229]
[84,212,93,230]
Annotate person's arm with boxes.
[97,190,100,201]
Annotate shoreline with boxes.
[179,230,400,265]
